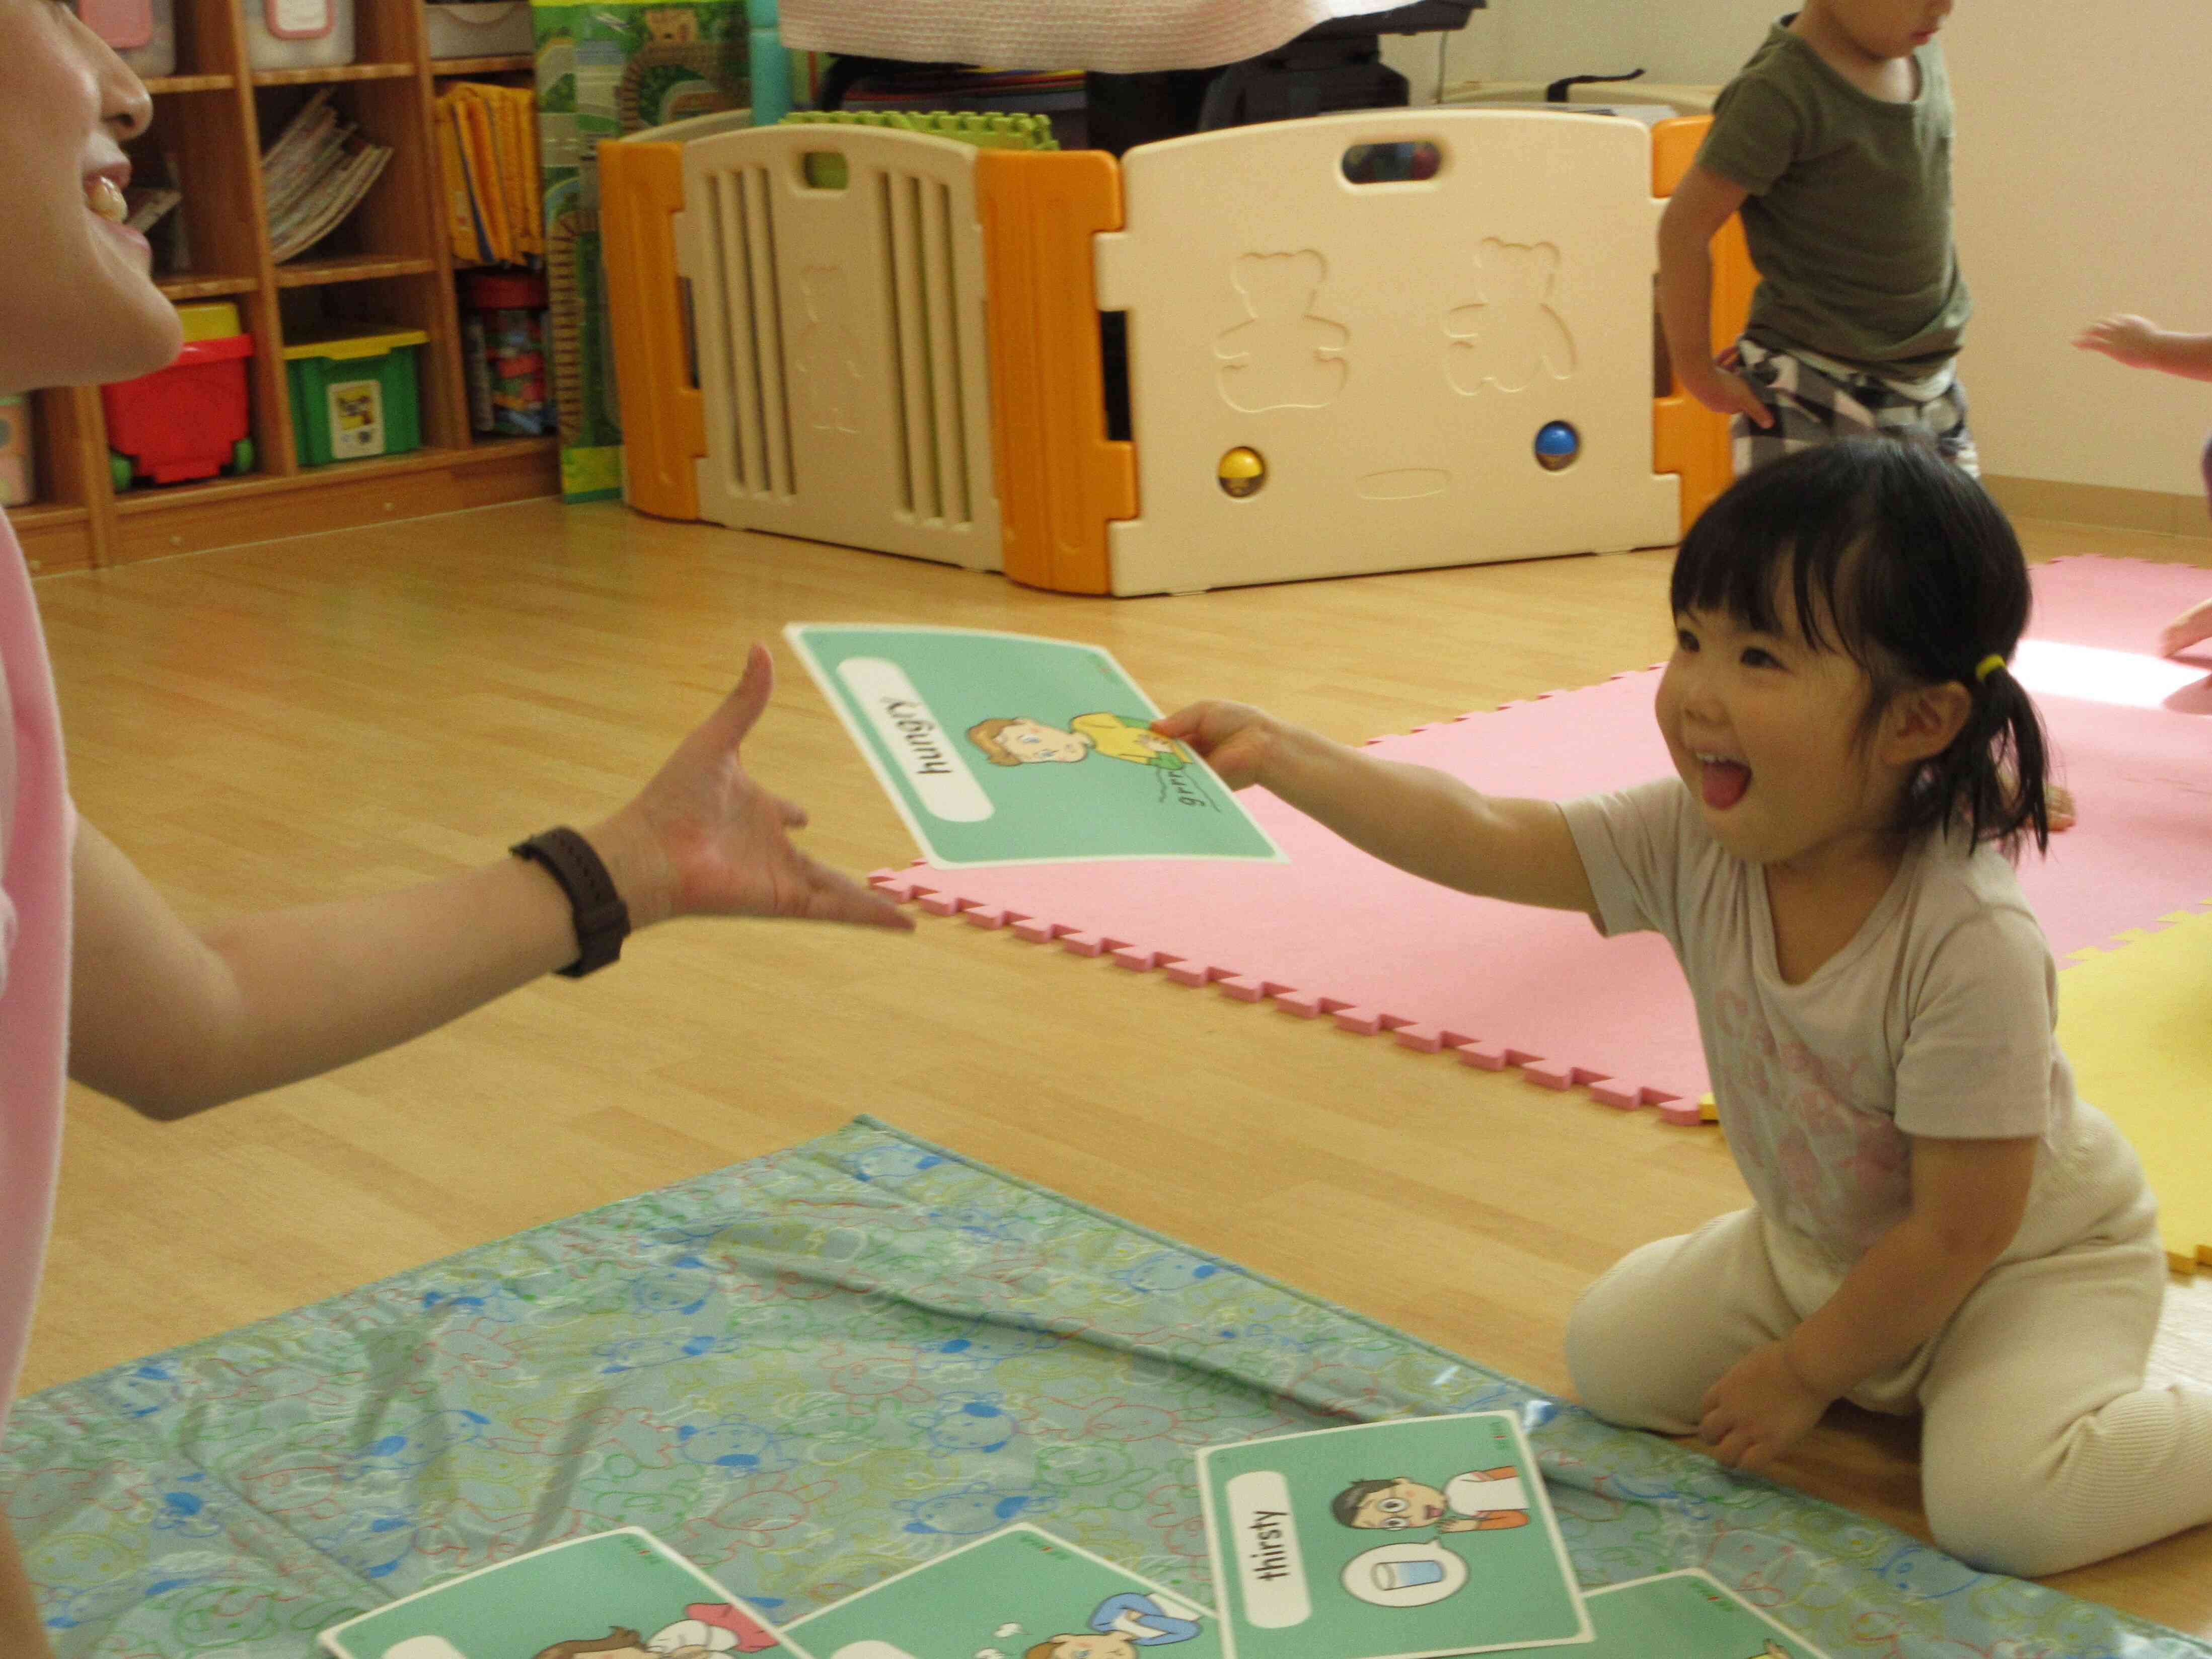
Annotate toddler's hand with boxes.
[1152,700,1280,791]
[1697,1342,1833,1473]
[2074,313,2164,369]
[1685,363,1775,428]
[2161,596,2212,659]
[2046,781,2077,834]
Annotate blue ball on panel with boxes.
[1534,421,1581,471]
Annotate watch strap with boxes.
[510,826,630,978]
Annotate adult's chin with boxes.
[85,255,188,384]
[105,300,187,382]
[31,236,188,389]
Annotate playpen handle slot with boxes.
[1340,140,1444,185]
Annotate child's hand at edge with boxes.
[1697,1340,1834,1473]
[2047,781,2078,834]
[2161,597,2212,660]
[1152,701,1282,791]
[2074,313,2165,370]
[1684,351,1776,428]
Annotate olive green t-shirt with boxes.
[1699,16,1971,375]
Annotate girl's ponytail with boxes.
[1912,655,2051,858]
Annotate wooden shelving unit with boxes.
[20,0,557,574]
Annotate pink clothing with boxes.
[0,508,71,1431]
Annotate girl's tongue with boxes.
[1702,759,1751,810]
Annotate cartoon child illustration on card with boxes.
[1332,1467,1532,1535]
[531,1604,782,1659]
[1021,1589,1207,1656]
[967,714,1191,772]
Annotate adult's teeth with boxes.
[88,177,127,223]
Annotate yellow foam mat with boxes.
[2058,905,2212,1274]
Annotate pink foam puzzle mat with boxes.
[871,556,2212,1127]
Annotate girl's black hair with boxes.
[1669,437,2051,857]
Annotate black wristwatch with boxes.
[510,827,631,977]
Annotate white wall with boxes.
[1384,2,2212,496]
[1945,3,2212,497]
[1392,0,1773,88]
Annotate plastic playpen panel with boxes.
[1094,109,1684,595]
[679,126,1002,568]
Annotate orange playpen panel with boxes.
[600,138,705,523]
[978,150,1137,596]
[1652,115,1757,537]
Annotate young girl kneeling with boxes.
[1158,439,2212,1578]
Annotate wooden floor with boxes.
[25,499,2212,1635]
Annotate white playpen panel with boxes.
[1095,108,1681,595]
[679,125,1001,569]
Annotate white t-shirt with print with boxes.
[1561,777,2082,1261]
[1444,1472,1528,1515]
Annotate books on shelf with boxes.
[436,82,542,268]
[123,187,182,236]
[262,88,396,264]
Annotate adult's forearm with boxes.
[178,853,587,1114]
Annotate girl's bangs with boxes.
[1669,450,1878,658]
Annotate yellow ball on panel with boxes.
[1218,447,1267,498]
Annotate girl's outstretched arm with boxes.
[1154,700,1597,915]
[1697,1132,2040,1472]
[67,644,911,1121]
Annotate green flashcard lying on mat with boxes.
[784,1524,1223,1658]
[1580,1570,1832,1656]
[1196,1411,1587,1658]
[785,624,1285,868]
[319,1529,800,1659]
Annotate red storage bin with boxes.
[101,332,256,488]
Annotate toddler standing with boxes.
[1660,2,1976,476]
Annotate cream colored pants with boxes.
[1565,1107,2212,1577]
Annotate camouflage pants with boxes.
[1731,336,1979,479]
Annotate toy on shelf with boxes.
[241,0,357,71]
[82,0,177,79]
[745,0,791,125]
[424,0,535,59]
[102,303,257,490]
[461,270,554,436]
[283,329,429,466]
[0,395,35,509]
[602,107,1754,595]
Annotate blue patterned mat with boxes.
[5,1117,2202,1656]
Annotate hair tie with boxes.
[1974,654,2006,684]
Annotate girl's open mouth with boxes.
[1698,754,1752,810]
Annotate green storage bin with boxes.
[283,328,428,466]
